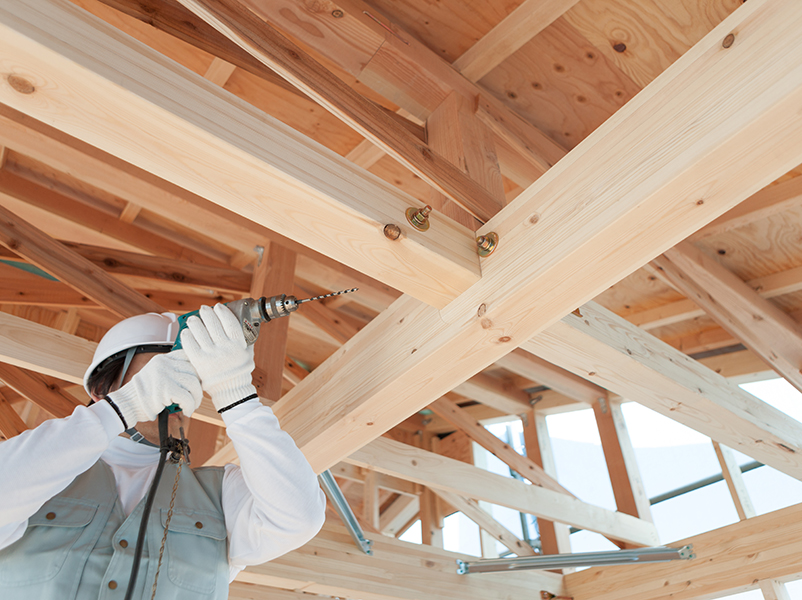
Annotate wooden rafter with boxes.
[0,0,481,308]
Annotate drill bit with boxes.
[296,288,358,304]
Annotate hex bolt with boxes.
[476,232,499,257]
[406,205,432,231]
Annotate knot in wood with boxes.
[477,303,487,317]
[7,75,35,95]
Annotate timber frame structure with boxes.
[1,0,801,598]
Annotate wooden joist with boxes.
[0,388,28,438]
[270,0,802,473]
[564,501,802,600]
[238,521,564,600]
[346,437,659,546]
[0,0,481,309]
[0,364,82,418]
[654,241,802,394]
[0,204,164,318]
[524,302,802,480]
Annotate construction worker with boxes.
[0,304,326,599]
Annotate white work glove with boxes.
[105,350,203,429]
[180,304,256,413]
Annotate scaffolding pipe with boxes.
[456,545,694,574]
[318,470,374,555]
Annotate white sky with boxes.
[401,377,802,598]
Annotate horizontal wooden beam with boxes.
[238,521,563,600]
[347,437,659,546]
[564,502,802,600]
[524,302,802,480]
[0,0,481,309]
[271,0,802,472]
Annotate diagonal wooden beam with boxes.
[524,302,802,480]
[0,387,28,438]
[0,0,481,309]
[564,501,802,600]
[452,0,582,82]
[378,494,419,537]
[269,0,802,472]
[429,395,572,496]
[431,489,537,557]
[0,204,164,318]
[346,437,658,546]
[0,364,82,418]
[653,241,802,394]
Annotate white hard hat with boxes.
[83,312,179,395]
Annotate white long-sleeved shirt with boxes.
[0,399,326,582]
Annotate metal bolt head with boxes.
[406,205,432,231]
[476,232,498,257]
[383,223,401,240]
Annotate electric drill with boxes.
[165,288,357,412]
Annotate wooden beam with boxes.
[0,310,94,385]
[653,241,802,394]
[429,396,572,495]
[329,462,418,497]
[521,409,572,560]
[452,0,582,82]
[0,0,481,309]
[564,502,802,600]
[431,489,537,556]
[362,468,380,531]
[453,373,531,415]
[0,388,28,437]
[0,364,82,418]
[238,521,564,600]
[379,494,419,536]
[250,242,296,401]
[203,56,236,86]
[271,0,802,473]
[0,261,97,307]
[692,175,802,241]
[158,0,505,222]
[712,441,756,521]
[759,580,792,600]
[593,397,653,525]
[524,302,802,480]
[496,349,607,404]
[347,437,659,546]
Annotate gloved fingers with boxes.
[198,304,230,345]
[167,374,203,417]
[213,303,247,346]
[185,311,215,349]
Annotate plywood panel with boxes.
[478,18,640,149]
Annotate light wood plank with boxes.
[655,242,802,393]
[524,302,802,480]
[713,441,755,521]
[453,373,531,415]
[347,437,659,546]
[564,502,802,600]
[429,396,572,495]
[759,580,792,600]
[172,0,504,222]
[118,201,141,224]
[379,495,419,537]
[593,397,652,524]
[362,468,380,531]
[431,489,536,556]
[0,0,481,309]
[345,139,385,170]
[203,56,236,86]
[238,522,564,600]
[271,0,802,473]
[452,0,582,82]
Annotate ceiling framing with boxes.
[2,0,802,598]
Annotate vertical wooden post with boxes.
[363,468,381,531]
[521,410,573,561]
[249,242,296,401]
[471,440,500,557]
[427,93,505,229]
[593,397,653,523]
[420,432,444,547]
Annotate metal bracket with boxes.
[318,470,374,556]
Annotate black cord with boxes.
[122,410,170,600]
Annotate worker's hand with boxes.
[180,304,256,412]
[105,350,203,428]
